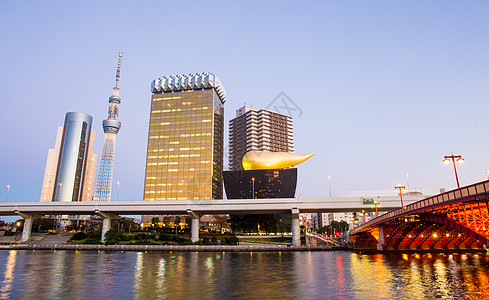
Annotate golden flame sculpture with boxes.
[242,151,315,170]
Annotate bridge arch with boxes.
[379,215,488,250]
[419,214,489,247]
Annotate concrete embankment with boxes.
[2,243,345,252]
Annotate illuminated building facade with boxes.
[143,73,226,206]
[40,112,97,202]
[229,106,294,171]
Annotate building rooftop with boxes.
[151,72,226,103]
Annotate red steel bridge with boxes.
[350,180,489,251]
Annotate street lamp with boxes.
[443,153,464,188]
[328,176,332,198]
[58,183,63,200]
[360,210,366,224]
[6,185,10,202]
[251,177,255,199]
[117,181,120,201]
[371,201,381,218]
[394,185,407,207]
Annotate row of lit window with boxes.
[145,190,189,194]
[152,96,182,101]
[146,161,211,167]
[146,182,185,187]
[146,168,212,176]
[152,97,211,104]
[145,197,205,201]
[151,109,210,116]
[159,120,211,126]
[148,133,212,139]
[148,148,205,154]
[146,154,206,159]
[148,157,206,162]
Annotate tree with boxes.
[214,215,229,233]
[151,217,160,229]
[104,230,124,245]
[174,216,181,234]
[229,214,278,234]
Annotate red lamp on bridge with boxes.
[393,185,407,207]
[443,153,464,188]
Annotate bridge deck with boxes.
[351,180,489,236]
[0,196,426,216]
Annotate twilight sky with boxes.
[1,1,489,211]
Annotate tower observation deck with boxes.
[94,53,123,201]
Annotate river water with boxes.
[0,250,488,299]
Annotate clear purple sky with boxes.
[1,1,489,211]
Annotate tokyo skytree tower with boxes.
[94,52,123,201]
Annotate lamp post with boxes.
[58,183,62,201]
[328,176,332,198]
[251,177,255,199]
[394,185,407,207]
[371,201,381,218]
[5,185,10,202]
[406,173,409,191]
[117,181,120,201]
[443,153,464,188]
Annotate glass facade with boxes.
[53,112,93,202]
[144,88,224,201]
[223,168,298,199]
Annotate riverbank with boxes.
[0,243,344,252]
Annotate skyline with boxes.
[1,1,489,210]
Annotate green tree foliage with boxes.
[316,220,350,234]
[71,232,87,240]
[104,230,124,245]
[229,214,281,233]
[151,217,160,228]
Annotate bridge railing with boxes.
[351,180,489,234]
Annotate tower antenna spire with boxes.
[94,52,123,202]
[115,52,123,89]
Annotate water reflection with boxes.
[0,250,16,299]
[0,250,488,299]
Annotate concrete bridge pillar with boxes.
[188,209,200,243]
[291,208,301,247]
[96,211,118,243]
[377,226,384,251]
[15,211,41,243]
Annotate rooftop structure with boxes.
[151,72,226,103]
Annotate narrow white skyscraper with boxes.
[94,53,123,201]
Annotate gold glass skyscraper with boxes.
[144,73,225,203]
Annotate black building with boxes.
[223,168,297,199]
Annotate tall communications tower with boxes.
[94,52,123,201]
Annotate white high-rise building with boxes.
[93,53,123,201]
[228,106,294,171]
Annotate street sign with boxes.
[363,198,374,205]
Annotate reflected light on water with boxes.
[0,251,489,299]
[0,250,16,300]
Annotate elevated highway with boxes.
[0,195,425,246]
